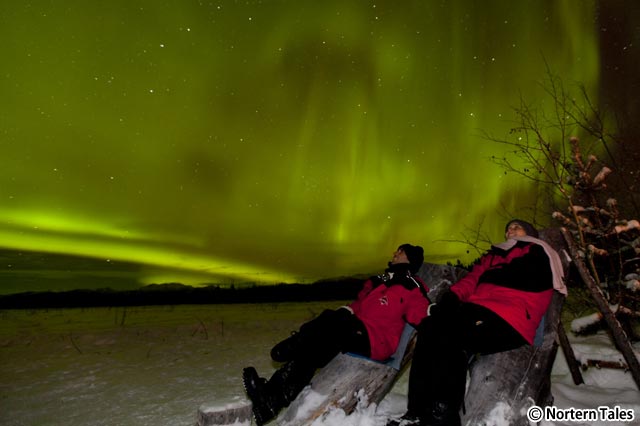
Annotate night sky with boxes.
[0,1,632,293]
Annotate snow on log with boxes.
[196,347,415,426]
[571,312,604,334]
[197,400,252,426]
[277,348,412,425]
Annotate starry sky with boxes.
[0,0,632,293]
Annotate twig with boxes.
[584,359,628,371]
[69,333,82,354]
[557,325,584,385]
[562,228,640,389]
[193,316,209,340]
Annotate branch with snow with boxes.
[587,244,608,257]
[624,273,640,292]
[570,312,603,334]
[593,166,612,187]
[552,211,574,227]
[615,219,640,234]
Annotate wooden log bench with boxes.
[196,322,417,426]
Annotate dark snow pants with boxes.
[407,302,527,417]
[294,308,370,368]
[257,308,371,416]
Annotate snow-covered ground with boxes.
[1,303,638,426]
[540,332,640,426]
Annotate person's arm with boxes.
[404,277,430,326]
[449,254,491,301]
[348,278,374,313]
[473,242,553,293]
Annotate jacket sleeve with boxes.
[348,278,374,313]
[404,277,430,326]
[450,254,491,302]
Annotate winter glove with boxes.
[428,289,460,317]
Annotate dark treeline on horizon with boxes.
[0,278,366,309]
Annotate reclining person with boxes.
[242,244,430,425]
[387,220,566,426]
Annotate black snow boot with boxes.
[270,331,302,362]
[392,401,460,426]
[422,401,461,426]
[242,367,279,426]
[242,361,315,426]
[267,359,315,405]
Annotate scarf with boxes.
[493,236,567,295]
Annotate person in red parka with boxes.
[243,244,430,426]
[387,220,566,426]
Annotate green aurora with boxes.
[0,0,634,293]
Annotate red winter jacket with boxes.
[450,240,553,344]
[349,273,429,361]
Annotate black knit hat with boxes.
[398,244,424,274]
[505,219,539,238]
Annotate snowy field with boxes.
[1,302,639,426]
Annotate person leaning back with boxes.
[387,220,566,426]
[242,244,431,426]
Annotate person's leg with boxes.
[246,309,370,425]
[273,308,370,366]
[270,312,330,363]
[404,314,466,424]
[270,309,336,362]
[398,303,527,426]
[296,308,370,367]
[333,309,371,357]
[457,302,527,355]
[243,359,316,426]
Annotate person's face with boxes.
[505,222,528,239]
[391,248,410,264]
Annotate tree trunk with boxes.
[557,323,584,385]
[560,228,640,390]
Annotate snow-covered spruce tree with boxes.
[486,70,640,340]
